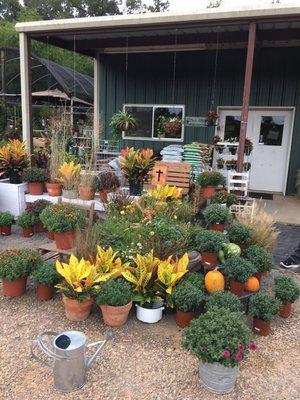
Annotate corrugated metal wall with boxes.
[99,47,300,194]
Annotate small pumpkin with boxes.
[245,276,260,292]
[205,269,225,294]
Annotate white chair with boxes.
[227,171,249,197]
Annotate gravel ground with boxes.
[0,226,299,400]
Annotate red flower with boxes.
[235,352,243,362]
[223,350,231,358]
[237,345,244,353]
[249,342,257,351]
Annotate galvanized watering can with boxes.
[31,330,113,393]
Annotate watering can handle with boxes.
[31,331,66,367]
[86,329,114,369]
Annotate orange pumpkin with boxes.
[205,269,225,294]
[245,276,260,292]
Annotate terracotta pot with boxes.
[23,227,34,237]
[279,303,292,318]
[175,310,193,328]
[2,277,27,297]
[35,220,47,233]
[62,295,94,321]
[46,182,62,197]
[47,230,55,240]
[100,301,132,327]
[28,182,44,195]
[78,185,95,200]
[229,280,244,296]
[254,271,267,283]
[99,190,109,203]
[37,284,55,301]
[54,230,75,250]
[252,317,271,336]
[203,185,216,199]
[1,225,12,236]
[209,224,225,232]
[201,252,218,270]
[239,243,248,251]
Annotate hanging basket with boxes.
[161,121,182,137]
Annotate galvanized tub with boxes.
[199,361,239,394]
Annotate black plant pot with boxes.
[217,164,224,170]
[229,147,237,155]
[216,146,225,154]
[129,180,143,196]
[245,148,252,156]
[9,171,22,184]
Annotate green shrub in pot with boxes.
[22,167,46,183]
[224,257,257,283]
[17,211,38,228]
[249,292,281,322]
[31,199,52,216]
[195,230,224,254]
[274,275,300,305]
[203,203,232,226]
[196,171,225,188]
[243,245,274,273]
[0,249,41,281]
[40,203,84,233]
[31,262,61,286]
[96,278,133,307]
[181,272,204,291]
[0,211,14,226]
[172,281,203,312]
[211,190,237,207]
[205,291,242,313]
[97,171,120,191]
[227,222,253,246]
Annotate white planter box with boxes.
[25,193,61,204]
[0,179,28,216]
[62,197,105,212]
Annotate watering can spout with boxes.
[86,329,114,369]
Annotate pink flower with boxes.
[237,345,244,353]
[249,342,257,351]
[235,352,243,362]
[223,350,231,358]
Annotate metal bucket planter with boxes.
[62,189,78,199]
[135,302,164,324]
[199,362,239,394]
[188,251,201,272]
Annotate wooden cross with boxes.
[156,169,164,182]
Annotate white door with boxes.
[217,108,293,193]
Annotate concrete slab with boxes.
[264,194,300,225]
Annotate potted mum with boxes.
[274,275,300,318]
[196,171,225,199]
[228,222,253,250]
[172,281,203,328]
[224,256,257,296]
[211,190,237,207]
[216,158,225,169]
[0,211,14,236]
[204,291,242,313]
[119,147,155,196]
[159,116,182,138]
[182,308,256,394]
[244,138,253,156]
[22,167,45,195]
[31,199,51,233]
[110,111,136,133]
[196,230,224,270]
[203,203,232,232]
[59,161,81,199]
[40,203,84,250]
[97,171,120,203]
[0,249,40,297]
[17,210,38,237]
[56,255,103,321]
[96,278,133,327]
[32,261,61,301]
[249,292,281,336]
[0,139,28,183]
[244,245,274,282]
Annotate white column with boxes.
[19,33,33,154]
[93,52,100,148]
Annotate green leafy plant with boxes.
[0,249,41,281]
[211,190,237,207]
[22,167,45,183]
[196,171,225,188]
[203,203,232,225]
[17,211,38,228]
[96,278,133,306]
[249,292,281,322]
[40,203,85,233]
[30,199,51,216]
[110,111,136,133]
[224,256,257,283]
[172,281,203,312]
[97,171,120,191]
[243,245,274,273]
[205,291,242,313]
[31,262,61,286]
[181,272,204,291]
[182,308,254,367]
[0,211,14,226]
[195,230,224,253]
[187,225,203,251]
[228,222,253,246]
[274,275,300,305]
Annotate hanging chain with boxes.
[211,30,219,109]
[171,29,178,105]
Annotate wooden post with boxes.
[19,33,33,155]
[93,52,100,148]
[237,22,256,172]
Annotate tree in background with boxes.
[148,0,169,13]
[0,0,21,21]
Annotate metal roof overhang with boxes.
[15,6,300,57]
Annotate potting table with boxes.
[38,242,73,262]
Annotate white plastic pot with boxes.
[135,304,164,324]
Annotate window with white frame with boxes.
[122,104,185,141]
